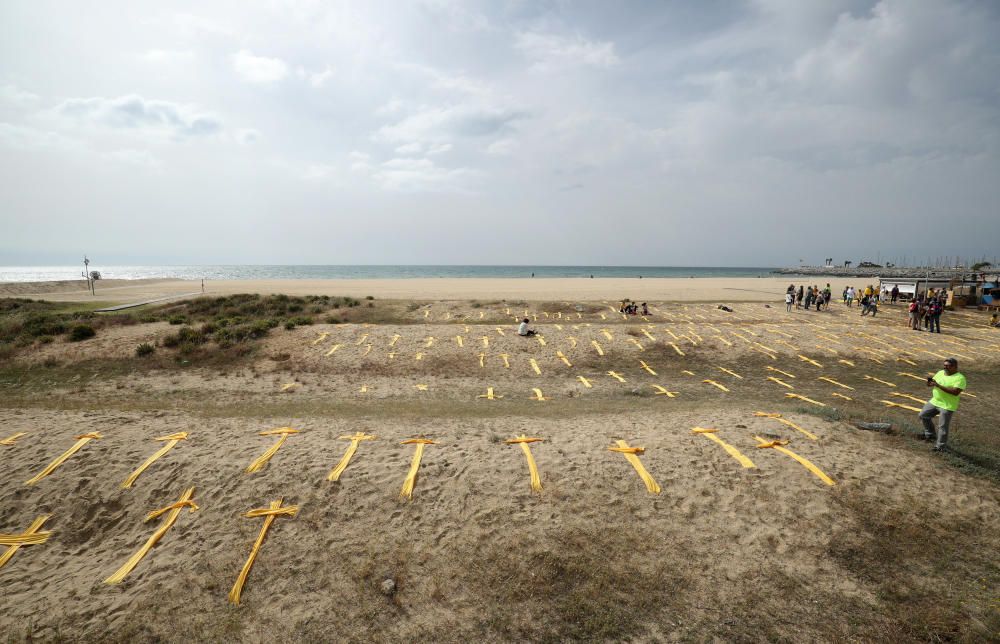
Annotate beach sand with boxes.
[0,276,867,304]
[1,296,998,640]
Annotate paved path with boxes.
[94,292,204,312]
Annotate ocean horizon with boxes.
[0,265,777,282]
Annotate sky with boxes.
[1,0,999,267]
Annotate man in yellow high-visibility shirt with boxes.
[919,358,967,452]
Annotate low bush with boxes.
[136,342,155,357]
[68,324,96,342]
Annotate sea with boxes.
[0,265,776,282]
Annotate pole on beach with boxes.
[83,256,94,295]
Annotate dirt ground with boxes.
[2,299,998,642]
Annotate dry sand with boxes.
[1,298,998,641]
[0,276,865,304]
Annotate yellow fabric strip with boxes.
[529,358,541,375]
[640,360,657,375]
[1,432,27,446]
[567,337,578,348]
[500,354,510,368]
[357,333,369,345]
[896,357,917,366]
[642,329,656,341]
[105,487,197,584]
[703,379,730,392]
[753,412,817,440]
[669,342,685,356]
[122,433,189,489]
[818,376,854,390]
[311,332,329,345]
[399,439,436,500]
[891,392,924,404]
[455,335,463,347]
[229,499,299,605]
[506,436,543,491]
[0,516,51,570]
[415,383,429,391]
[25,432,102,486]
[692,428,756,469]
[592,340,605,355]
[651,384,677,397]
[714,335,733,347]
[897,372,928,382]
[798,355,823,368]
[577,376,592,388]
[557,351,572,367]
[832,392,853,401]
[280,383,299,392]
[838,359,856,367]
[246,428,300,474]
[628,338,644,350]
[324,343,342,356]
[328,432,376,481]
[767,366,796,379]
[766,376,794,389]
[753,436,835,486]
[537,336,547,346]
[607,371,626,382]
[717,367,743,379]
[531,388,547,401]
[424,336,435,347]
[785,392,826,407]
[480,336,489,347]
[477,387,502,400]
[496,327,506,336]
[881,400,922,412]
[478,353,486,368]
[601,329,613,340]
[389,334,400,346]
[609,440,660,494]
[864,375,897,387]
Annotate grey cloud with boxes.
[374,105,527,144]
[55,95,222,137]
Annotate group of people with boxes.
[785,284,834,312]
[907,291,947,332]
[841,285,882,316]
[618,300,649,316]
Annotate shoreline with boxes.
[0,276,868,304]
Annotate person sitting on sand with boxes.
[641,302,649,316]
[517,318,537,337]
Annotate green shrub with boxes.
[168,315,187,325]
[365,295,374,300]
[68,324,96,341]
[284,321,296,330]
[136,342,155,357]
[38,335,54,344]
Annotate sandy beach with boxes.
[1,291,998,641]
[0,276,865,304]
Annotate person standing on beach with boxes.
[891,285,899,303]
[785,290,793,312]
[846,286,855,307]
[919,358,966,451]
[929,297,943,333]
[796,285,804,308]
[908,298,920,329]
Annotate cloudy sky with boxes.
[1,0,998,267]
